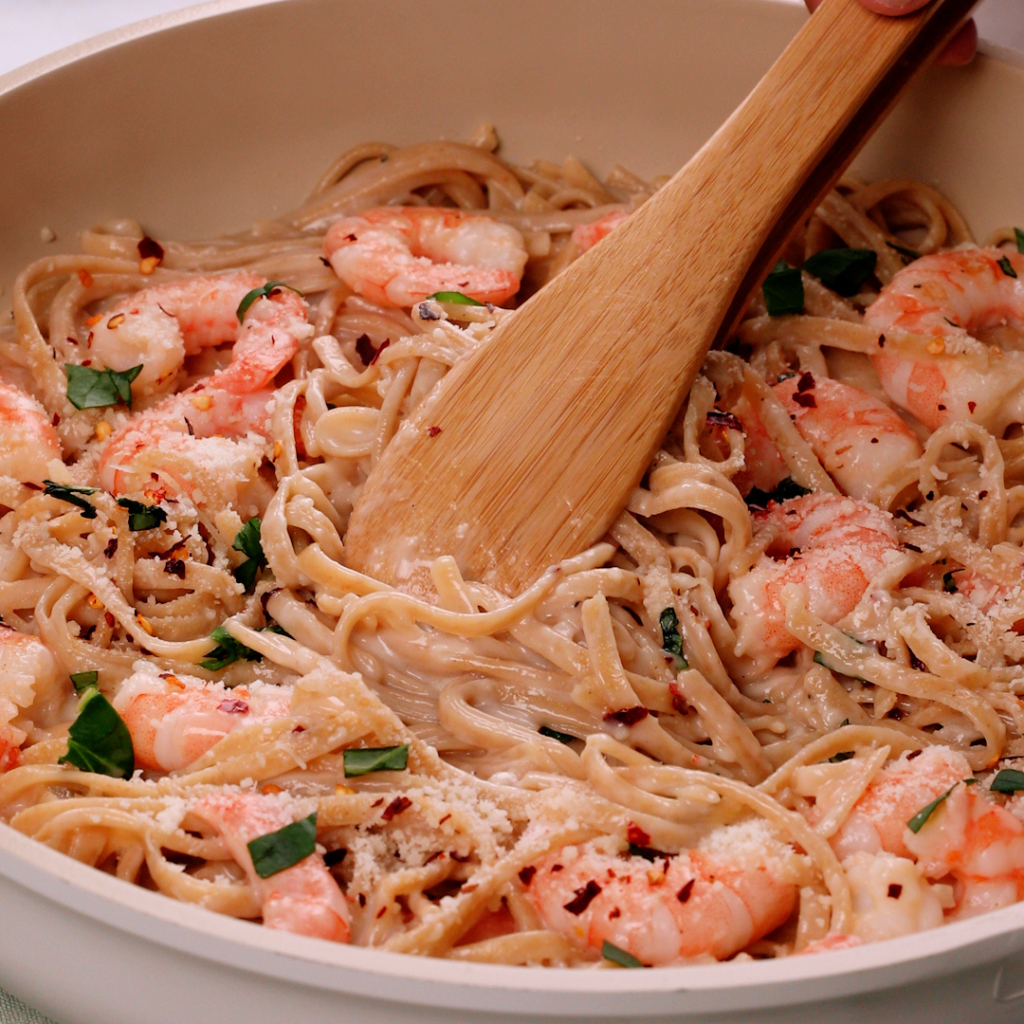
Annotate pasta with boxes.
[2,126,1024,967]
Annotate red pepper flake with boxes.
[878,334,886,347]
[355,333,377,367]
[550,863,563,873]
[357,893,366,907]
[669,683,690,715]
[677,879,695,903]
[518,866,537,887]
[604,706,648,727]
[66,335,79,347]
[104,538,118,559]
[77,269,94,288]
[376,907,387,919]
[84,314,103,327]
[428,425,442,438]
[704,409,743,432]
[792,392,817,409]
[52,413,60,426]
[563,879,602,915]
[107,313,126,330]
[164,558,187,579]
[887,883,903,899]
[137,237,164,274]
[382,795,412,822]
[370,798,384,808]
[907,749,923,761]
[609,907,621,919]
[369,338,390,366]
[796,371,815,393]
[626,823,651,847]
[908,652,926,672]
[968,401,977,413]
[104,611,116,628]
[438,813,451,825]
[218,699,249,715]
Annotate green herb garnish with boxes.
[991,768,1024,794]
[199,625,261,671]
[65,363,142,410]
[943,569,964,594]
[1015,229,1024,255]
[907,784,957,834]
[828,751,855,763]
[116,497,167,531]
[602,940,644,969]
[886,241,921,265]
[59,687,134,779]
[999,256,1018,279]
[762,260,804,316]
[426,291,484,306]
[247,812,317,878]
[745,478,812,507]
[232,517,267,593]
[43,480,99,519]
[69,670,98,695]
[343,744,409,778]
[659,607,689,670]
[802,248,878,297]
[236,281,302,322]
[539,725,578,745]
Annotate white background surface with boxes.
[0,0,1022,78]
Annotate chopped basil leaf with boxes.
[539,725,578,745]
[116,497,167,531]
[828,750,855,763]
[659,607,688,670]
[802,248,877,297]
[426,291,484,306]
[886,241,921,265]
[343,744,409,778]
[232,517,266,593]
[991,768,1024,794]
[1016,228,1024,255]
[602,940,644,968]
[762,260,804,316]
[247,812,317,878]
[199,625,261,671]
[907,784,957,833]
[65,363,142,410]
[236,281,302,322]
[999,256,1018,279]
[943,570,963,594]
[59,688,134,779]
[745,478,812,507]
[43,480,99,519]
[69,670,98,695]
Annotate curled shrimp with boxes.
[864,248,1024,432]
[0,381,62,487]
[521,822,800,965]
[324,206,528,308]
[87,273,312,397]
[0,626,68,772]
[728,493,901,673]
[728,373,921,503]
[113,668,291,772]
[825,746,1024,921]
[188,790,351,942]
[570,210,629,253]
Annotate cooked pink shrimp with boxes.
[831,746,1024,920]
[0,381,62,486]
[189,790,351,942]
[87,273,312,396]
[864,248,1024,431]
[113,670,291,772]
[522,823,799,965]
[728,494,901,673]
[0,625,66,772]
[772,373,921,502]
[570,210,629,253]
[324,207,528,308]
[97,383,275,511]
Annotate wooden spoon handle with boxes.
[343,0,979,597]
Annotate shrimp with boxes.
[864,248,1024,432]
[522,822,800,965]
[87,273,312,396]
[0,381,62,486]
[728,494,901,674]
[97,383,276,512]
[0,626,67,772]
[772,373,921,503]
[113,668,291,772]
[324,207,528,308]
[827,746,1024,920]
[188,790,350,942]
[570,210,629,253]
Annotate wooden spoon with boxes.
[343,0,979,597]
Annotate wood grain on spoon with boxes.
[343,0,978,597]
